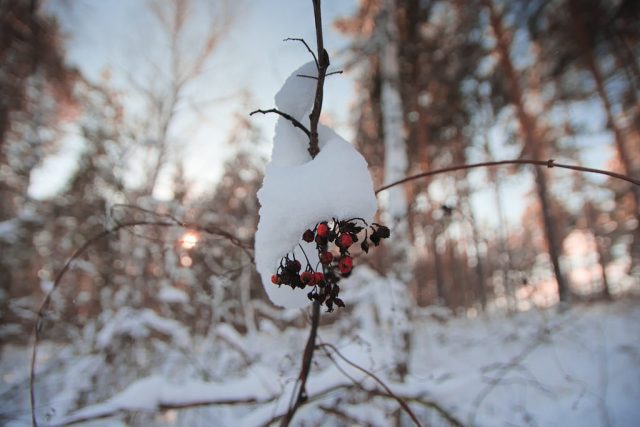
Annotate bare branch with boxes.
[297,70,343,80]
[59,382,357,427]
[280,301,321,426]
[319,405,367,424]
[375,159,640,195]
[306,0,329,158]
[53,397,262,427]
[316,342,465,426]
[249,108,310,138]
[318,343,425,427]
[284,37,319,68]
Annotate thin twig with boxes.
[111,204,254,259]
[369,389,465,427]
[307,0,329,158]
[284,37,318,68]
[249,108,310,138]
[280,301,321,426]
[318,342,425,427]
[323,347,462,426]
[52,397,262,427]
[375,159,640,194]
[297,70,343,80]
[319,405,366,424]
[319,345,463,427]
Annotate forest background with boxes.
[1,0,639,425]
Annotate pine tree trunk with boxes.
[485,0,570,303]
[567,0,640,280]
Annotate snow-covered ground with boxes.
[2,280,639,426]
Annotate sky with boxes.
[32,0,359,198]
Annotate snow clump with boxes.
[255,61,377,309]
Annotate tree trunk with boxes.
[485,0,570,303]
[567,0,640,281]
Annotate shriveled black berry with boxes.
[377,225,391,239]
[370,232,381,246]
[302,229,314,242]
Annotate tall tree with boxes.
[483,0,571,302]
[529,0,640,278]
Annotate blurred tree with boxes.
[130,0,234,197]
[0,0,76,336]
[528,0,640,278]
[483,0,571,302]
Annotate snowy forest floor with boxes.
[1,294,639,426]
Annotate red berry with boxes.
[313,272,324,284]
[337,233,353,249]
[301,271,314,285]
[302,229,314,242]
[338,256,353,274]
[320,251,333,265]
[317,222,329,238]
[271,274,280,285]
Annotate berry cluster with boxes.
[270,218,390,312]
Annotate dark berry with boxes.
[287,259,301,272]
[302,229,314,242]
[377,225,390,238]
[370,232,381,246]
[320,251,333,265]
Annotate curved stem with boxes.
[249,108,310,138]
[318,342,426,427]
[375,159,640,195]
